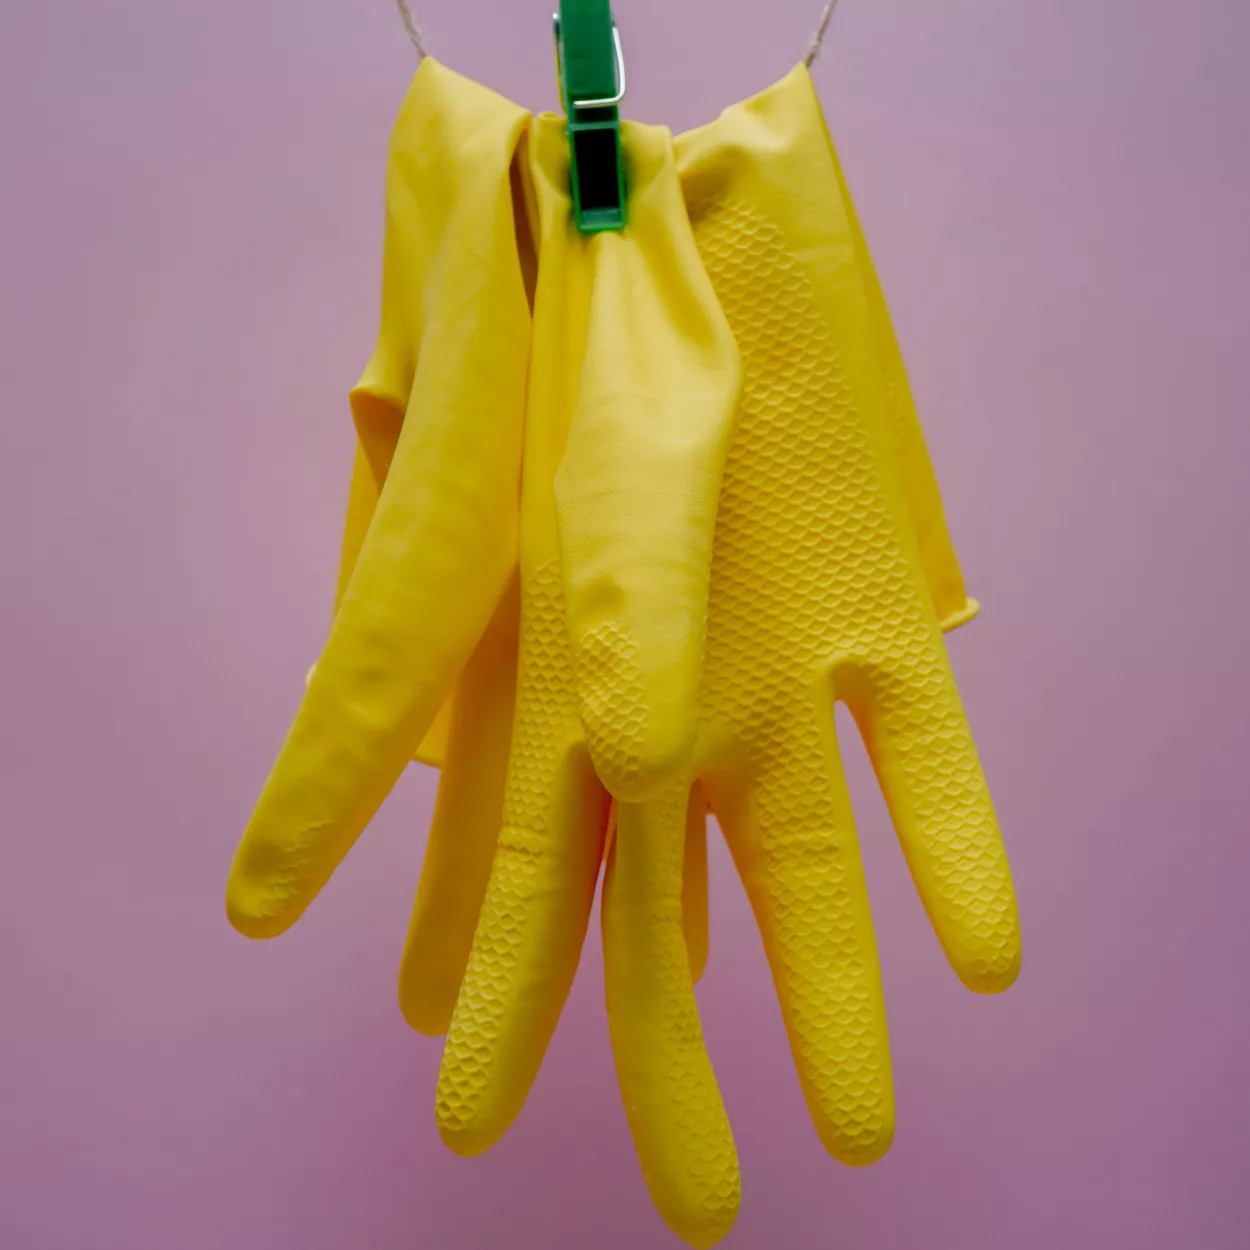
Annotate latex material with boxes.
[553,168,740,802]
[225,61,533,938]
[643,63,1020,1166]
[431,120,741,1247]
[431,68,1019,1247]
[228,59,728,1029]
[230,58,1017,1250]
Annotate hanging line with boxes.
[395,0,427,58]
[804,0,841,66]
[393,2,839,66]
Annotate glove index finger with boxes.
[604,787,739,1247]
[226,343,525,939]
[227,69,532,940]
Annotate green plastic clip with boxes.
[553,0,627,233]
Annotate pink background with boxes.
[3,1,1249,1246]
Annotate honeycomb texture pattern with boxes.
[681,780,710,982]
[436,562,580,1146]
[688,195,1019,1161]
[575,621,648,797]
[605,786,740,1244]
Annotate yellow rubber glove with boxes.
[224,60,534,938]
[610,60,1021,1178]
[397,77,979,1036]
[230,54,1015,1250]
[433,67,1019,1249]
[231,43,734,1028]
[431,117,743,1246]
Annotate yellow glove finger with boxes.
[226,63,531,940]
[708,722,895,1168]
[603,787,739,1247]
[556,127,740,804]
[398,575,521,1035]
[435,563,610,1157]
[602,788,708,984]
[844,635,1019,993]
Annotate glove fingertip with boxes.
[224,876,295,942]
[434,1101,498,1160]
[833,1117,895,1169]
[952,931,1022,996]
[397,978,453,1038]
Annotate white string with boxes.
[804,0,841,66]
[395,0,427,58]
[395,2,835,70]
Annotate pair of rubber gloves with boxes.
[227,57,1021,1248]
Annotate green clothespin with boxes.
[553,0,627,233]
